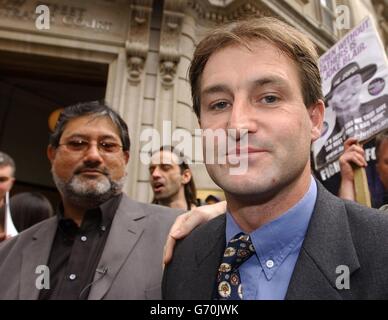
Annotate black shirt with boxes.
[38,194,122,300]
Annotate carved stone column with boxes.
[120,0,153,199]
[153,0,185,150]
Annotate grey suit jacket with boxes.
[163,182,388,300]
[0,195,179,300]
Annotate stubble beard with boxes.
[52,169,125,209]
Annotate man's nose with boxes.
[83,143,104,164]
[151,166,162,179]
[227,98,257,140]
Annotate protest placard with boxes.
[313,16,388,173]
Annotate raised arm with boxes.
[338,137,367,201]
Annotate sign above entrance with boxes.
[0,0,128,44]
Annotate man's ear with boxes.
[181,169,192,185]
[9,177,15,189]
[123,151,130,164]
[308,99,325,142]
[47,145,56,164]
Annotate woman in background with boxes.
[10,192,53,232]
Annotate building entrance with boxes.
[0,50,108,207]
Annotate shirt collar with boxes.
[57,193,122,236]
[226,177,317,280]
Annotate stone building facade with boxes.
[0,0,385,204]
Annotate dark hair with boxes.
[205,194,221,203]
[9,192,54,232]
[376,129,388,161]
[189,17,322,118]
[0,151,15,176]
[49,101,130,151]
[151,145,198,210]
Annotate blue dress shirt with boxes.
[225,177,317,300]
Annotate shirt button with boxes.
[266,260,274,268]
[81,236,87,242]
[69,274,77,280]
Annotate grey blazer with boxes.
[163,182,388,300]
[0,195,179,300]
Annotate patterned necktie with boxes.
[214,232,256,300]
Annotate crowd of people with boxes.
[1,17,388,300]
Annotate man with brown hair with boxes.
[163,17,388,300]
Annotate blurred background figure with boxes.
[339,129,388,210]
[0,151,16,241]
[204,194,221,205]
[9,192,54,232]
[149,146,197,210]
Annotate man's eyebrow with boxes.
[201,84,230,97]
[201,76,289,96]
[99,134,121,141]
[63,134,119,140]
[251,76,289,88]
[62,133,88,140]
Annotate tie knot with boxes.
[220,233,255,271]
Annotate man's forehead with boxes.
[0,165,13,175]
[151,150,180,165]
[62,115,121,138]
[200,41,296,91]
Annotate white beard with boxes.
[52,170,125,209]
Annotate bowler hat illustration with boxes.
[325,62,377,102]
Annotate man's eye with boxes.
[68,140,88,148]
[261,95,279,104]
[210,101,230,110]
[100,141,120,152]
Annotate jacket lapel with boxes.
[87,196,147,300]
[187,215,226,299]
[20,217,57,299]
[286,182,360,300]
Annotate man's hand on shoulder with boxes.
[0,232,12,243]
[163,201,227,265]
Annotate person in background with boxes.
[205,194,221,205]
[149,145,197,210]
[0,151,16,242]
[339,129,388,210]
[10,192,54,232]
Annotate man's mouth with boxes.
[77,168,106,177]
[153,182,164,193]
[228,146,268,156]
